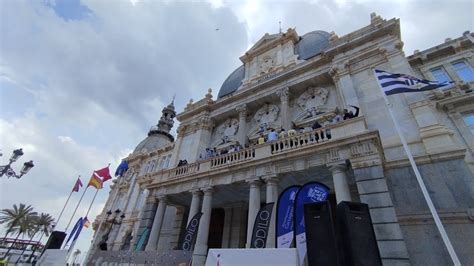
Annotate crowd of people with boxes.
[188,106,360,164]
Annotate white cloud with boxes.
[0,0,471,261]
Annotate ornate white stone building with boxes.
[87,14,474,265]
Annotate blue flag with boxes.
[276,185,301,248]
[294,182,330,266]
[115,160,129,177]
[65,217,84,247]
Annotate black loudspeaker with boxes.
[304,201,339,266]
[43,230,66,249]
[336,201,382,266]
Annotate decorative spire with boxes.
[148,98,176,136]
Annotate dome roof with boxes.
[217,65,245,99]
[217,30,331,99]
[133,133,172,154]
[295,30,331,60]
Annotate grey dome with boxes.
[295,30,331,60]
[217,30,331,99]
[133,134,172,154]
[217,65,245,99]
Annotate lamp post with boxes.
[98,209,125,251]
[0,148,34,179]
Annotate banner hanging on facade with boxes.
[250,202,275,248]
[276,185,301,248]
[294,182,330,266]
[135,228,149,251]
[181,212,203,251]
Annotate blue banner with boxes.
[65,217,84,247]
[294,182,330,266]
[276,185,301,248]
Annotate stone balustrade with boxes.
[210,147,256,169]
[159,117,367,180]
[168,162,200,178]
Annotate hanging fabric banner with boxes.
[181,212,203,251]
[294,182,330,266]
[135,228,149,251]
[250,202,275,248]
[64,217,84,247]
[276,185,301,248]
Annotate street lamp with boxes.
[0,149,35,178]
[98,209,126,251]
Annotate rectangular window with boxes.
[452,61,474,82]
[463,113,474,134]
[430,67,452,83]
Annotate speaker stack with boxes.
[43,230,67,250]
[304,201,339,266]
[303,201,382,266]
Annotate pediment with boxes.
[240,28,300,63]
[247,33,282,54]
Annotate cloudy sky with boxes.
[0,0,472,262]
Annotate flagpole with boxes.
[56,175,81,228]
[85,188,100,219]
[56,190,73,228]
[374,70,461,265]
[65,186,89,231]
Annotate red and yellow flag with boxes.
[88,174,103,189]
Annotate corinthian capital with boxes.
[276,87,290,102]
[236,104,247,114]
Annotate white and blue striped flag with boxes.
[375,69,453,95]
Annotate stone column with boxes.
[236,104,248,146]
[329,164,352,203]
[276,87,290,130]
[187,189,202,227]
[265,176,279,248]
[145,195,167,251]
[246,179,261,248]
[192,187,214,266]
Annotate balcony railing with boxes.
[210,147,256,169]
[161,117,368,180]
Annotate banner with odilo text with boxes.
[250,202,275,248]
[295,182,330,266]
[276,185,301,248]
[181,212,203,251]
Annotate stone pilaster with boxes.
[246,179,261,248]
[192,187,214,266]
[329,64,361,112]
[353,164,410,265]
[276,87,290,130]
[145,195,167,251]
[236,104,248,145]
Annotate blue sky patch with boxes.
[46,0,93,21]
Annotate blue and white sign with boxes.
[294,182,330,266]
[276,185,301,248]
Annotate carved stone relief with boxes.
[297,87,329,118]
[254,103,280,128]
[212,118,240,147]
[259,54,275,74]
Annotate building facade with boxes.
[87,14,474,265]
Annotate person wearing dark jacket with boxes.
[343,105,360,120]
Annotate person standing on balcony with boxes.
[258,133,266,144]
[343,105,360,120]
[268,129,279,142]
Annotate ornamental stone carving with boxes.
[254,103,280,129]
[259,54,275,74]
[297,87,329,118]
[213,118,239,146]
